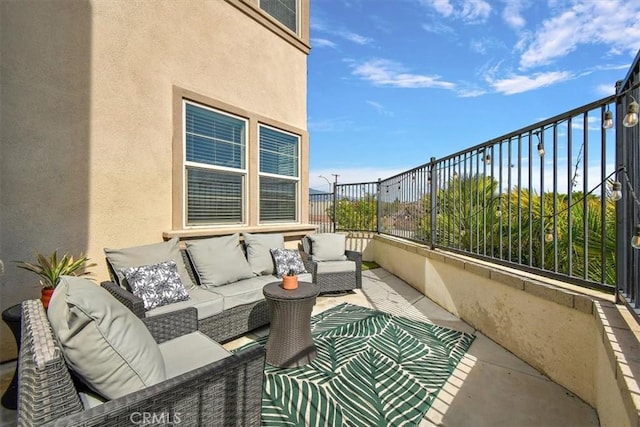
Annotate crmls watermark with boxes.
[129,411,182,425]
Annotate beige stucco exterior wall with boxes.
[0,0,310,361]
[369,234,640,427]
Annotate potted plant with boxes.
[16,250,96,308]
[282,268,298,290]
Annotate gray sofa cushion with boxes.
[122,260,190,310]
[308,233,347,261]
[146,287,224,320]
[210,275,275,310]
[104,237,196,290]
[186,234,254,287]
[159,331,231,379]
[315,260,356,274]
[243,232,284,275]
[47,276,166,400]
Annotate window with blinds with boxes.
[259,0,297,33]
[184,102,247,225]
[259,125,299,222]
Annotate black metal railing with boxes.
[310,51,640,313]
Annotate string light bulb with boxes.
[484,154,491,165]
[603,109,614,129]
[495,205,502,217]
[545,228,554,243]
[460,227,466,237]
[537,141,545,157]
[611,181,623,201]
[453,170,458,179]
[631,224,640,250]
[623,96,639,128]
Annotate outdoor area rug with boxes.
[236,302,475,426]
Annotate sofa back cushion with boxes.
[242,232,284,275]
[308,233,347,261]
[47,276,166,400]
[104,237,195,290]
[185,233,254,287]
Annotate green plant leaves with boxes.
[15,250,96,288]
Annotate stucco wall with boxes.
[0,0,309,360]
[370,234,640,427]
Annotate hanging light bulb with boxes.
[603,109,614,129]
[545,228,554,243]
[484,154,491,165]
[611,181,623,201]
[631,224,640,249]
[537,141,545,157]
[623,96,639,128]
[495,205,502,217]
[453,169,458,179]
[460,227,466,237]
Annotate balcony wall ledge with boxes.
[370,234,640,427]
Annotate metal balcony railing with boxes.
[309,50,640,320]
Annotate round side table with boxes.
[263,281,319,368]
[2,303,22,410]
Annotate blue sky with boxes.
[307,0,640,192]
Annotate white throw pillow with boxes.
[270,248,307,278]
[309,233,347,261]
[122,260,190,310]
[47,276,166,400]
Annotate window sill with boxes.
[163,224,318,241]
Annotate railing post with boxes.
[429,157,437,249]
[376,178,382,234]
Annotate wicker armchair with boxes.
[18,299,265,426]
[301,237,362,294]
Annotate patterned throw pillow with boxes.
[270,248,307,278]
[122,260,190,310]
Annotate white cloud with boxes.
[519,1,640,69]
[312,38,337,48]
[487,70,573,95]
[422,21,455,35]
[420,0,491,22]
[501,0,527,30]
[595,83,616,97]
[366,100,394,116]
[352,59,456,89]
[337,30,373,45]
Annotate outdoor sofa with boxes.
[102,232,313,343]
[17,277,265,426]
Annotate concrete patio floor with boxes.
[0,267,599,426]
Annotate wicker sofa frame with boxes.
[18,299,265,426]
[301,237,362,294]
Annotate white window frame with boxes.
[258,123,300,224]
[182,100,249,228]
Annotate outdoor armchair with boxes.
[301,234,362,293]
[18,297,265,426]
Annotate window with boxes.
[184,101,247,225]
[259,125,299,222]
[259,0,297,33]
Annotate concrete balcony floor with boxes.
[0,268,599,426]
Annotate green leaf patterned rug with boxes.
[239,302,475,426]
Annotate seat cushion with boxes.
[122,260,190,310]
[309,233,347,261]
[159,331,232,379]
[243,232,284,275]
[209,276,274,310]
[104,237,196,290]
[315,260,356,274]
[47,276,166,400]
[186,234,254,287]
[146,286,224,320]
